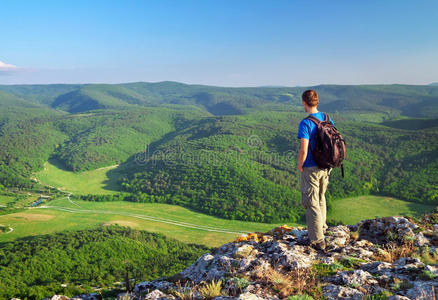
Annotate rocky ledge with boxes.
[48,213,438,300]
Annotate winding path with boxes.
[0,225,13,234]
[66,193,82,208]
[37,204,247,235]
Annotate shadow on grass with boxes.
[47,157,72,172]
[405,201,436,218]
[45,157,123,194]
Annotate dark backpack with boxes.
[306,113,346,177]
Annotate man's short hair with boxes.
[301,90,319,107]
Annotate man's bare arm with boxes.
[297,138,309,172]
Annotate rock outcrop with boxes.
[46,214,438,300]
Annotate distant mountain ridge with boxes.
[1,82,438,117]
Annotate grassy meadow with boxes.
[328,195,435,225]
[0,197,285,247]
[34,159,121,194]
[0,195,16,206]
[1,192,435,247]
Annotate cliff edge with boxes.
[47,212,438,300]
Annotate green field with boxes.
[0,196,285,247]
[0,194,16,206]
[1,193,435,247]
[0,192,41,208]
[34,159,121,195]
[328,195,435,225]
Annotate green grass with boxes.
[0,195,16,206]
[328,195,435,225]
[1,194,434,247]
[34,159,121,195]
[0,192,40,208]
[0,197,286,247]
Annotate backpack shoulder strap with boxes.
[323,113,329,122]
[306,115,321,125]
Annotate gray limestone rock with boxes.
[405,280,438,300]
[323,284,365,300]
[415,233,430,247]
[326,225,351,249]
[142,289,173,300]
[339,269,378,286]
[134,280,173,294]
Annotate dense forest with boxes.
[0,225,209,299]
[0,82,437,223]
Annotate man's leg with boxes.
[301,167,324,244]
[319,168,330,232]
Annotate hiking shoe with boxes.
[311,241,326,251]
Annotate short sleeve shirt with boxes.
[297,112,335,167]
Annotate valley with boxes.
[0,193,433,248]
[0,82,437,298]
[34,159,121,195]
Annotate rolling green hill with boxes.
[0,84,80,106]
[2,82,438,117]
[53,107,207,171]
[0,101,207,185]
[51,85,142,113]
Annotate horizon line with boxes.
[0,80,437,88]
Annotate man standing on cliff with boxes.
[297,90,334,251]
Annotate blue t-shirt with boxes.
[297,112,335,167]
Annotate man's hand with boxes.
[297,138,308,173]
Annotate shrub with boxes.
[170,281,196,300]
[419,246,438,265]
[228,276,251,295]
[198,280,222,299]
[254,266,321,299]
[419,270,436,281]
[339,257,367,268]
[288,294,314,300]
[312,263,345,277]
[372,241,416,263]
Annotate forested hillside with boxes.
[0,95,207,185]
[0,225,208,299]
[53,107,207,171]
[0,112,66,188]
[117,112,438,223]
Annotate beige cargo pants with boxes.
[300,166,331,244]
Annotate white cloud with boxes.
[0,61,18,71]
[0,61,20,76]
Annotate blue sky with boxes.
[1,0,437,86]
